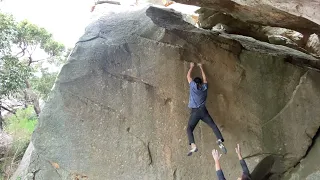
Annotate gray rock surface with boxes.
[283,132,320,180]
[234,0,320,26]
[182,0,319,56]
[146,7,320,71]
[268,35,295,46]
[0,132,12,158]
[174,0,320,34]
[11,142,34,180]
[13,4,320,180]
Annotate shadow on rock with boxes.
[251,155,275,180]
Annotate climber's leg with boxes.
[187,109,200,144]
[187,109,200,156]
[201,112,223,141]
[201,107,227,154]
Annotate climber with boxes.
[186,62,226,156]
[212,144,251,180]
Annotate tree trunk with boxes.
[0,102,3,131]
[32,97,41,116]
[23,56,41,116]
[24,80,41,116]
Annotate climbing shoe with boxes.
[187,147,198,156]
[217,139,227,154]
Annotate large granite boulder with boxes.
[188,1,318,56]
[174,0,320,34]
[13,4,320,180]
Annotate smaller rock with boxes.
[0,132,13,158]
[306,34,320,56]
[212,23,229,32]
[262,27,303,46]
[268,35,295,46]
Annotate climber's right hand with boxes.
[190,62,195,68]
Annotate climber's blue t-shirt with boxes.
[188,81,208,108]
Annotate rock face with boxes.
[283,132,320,180]
[14,3,320,180]
[176,0,320,57]
[174,0,320,33]
[195,9,305,50]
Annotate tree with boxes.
[0,13,16,54]
[30,69,58,100]
[0,13,31,130]
[15,17,65,115]
[0,56,31,96]
[14,20,65,64]
[15,20,65,116]
[0,12,66,127]
[0,57,31,130]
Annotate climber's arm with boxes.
[198,63,207,83]
[187,62,195,84]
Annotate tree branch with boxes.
[2,101,24,109]
[16,39,28,57]
[30,44,38,56]
[16,44,27,57]
[0,105,15,114]
[28,56,33,66]
[16,50,25,57]
[31,58,47,63]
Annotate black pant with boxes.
[187,106,224,144]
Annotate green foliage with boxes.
[0,11,65,179]
[0,12,17,54]
[0,56,32,96]
[30,69,58,99]
[1,107,37,178]
[0,12,66,101]
[12,18,66,62]
[5,106,37,136]
[0,12,25,97]
[15,20,50,46]
[43,39,65,57]
[4,106,37,158]
[14,20,58,58]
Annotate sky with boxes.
[0,0,99,109]
[0,0,97,73]
[0,0,93,47]
[0,0,199,47]
[0,0,199,71]
[0,0,152,72]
